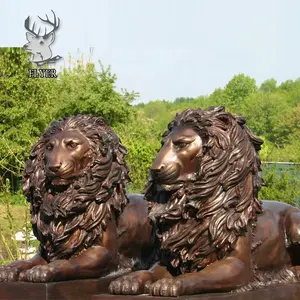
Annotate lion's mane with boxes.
[22,115,130,262]
[144,106,264,275]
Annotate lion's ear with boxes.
[235,115,247,126]
[216,114,231,128]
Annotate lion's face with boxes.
[45,130,91,186]
[151,126,202,187]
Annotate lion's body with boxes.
[109,106,300,296]
[0,115,155,283]
[117,194,157,269]
[252,201,300,277]
[144,106,264,275]
[151,197,300,283]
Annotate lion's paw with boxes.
[20,265,56,282]
[149,278,183,297]
[0,261,34,282]
[109,274,152,295]
[0,266,20,282]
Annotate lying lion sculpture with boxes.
[109,106,300,297]
[0,115,155,282]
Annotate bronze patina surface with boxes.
[109,106,300,297]
[95,283,300,300]
[0,115,155,283]
[0,275,119,300]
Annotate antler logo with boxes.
[23,10,62,66]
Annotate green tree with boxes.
[54,62,137,127]
[208,88,226,106]
[0,48,57,176]
[117,111,160,192]
[224,74,257,113]
[241,91,294,146]
[174,97,195,103]
[260,166,300,206]
[259,78,277,93]
[278,80,295,91]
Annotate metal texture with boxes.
[109,106,300,296]
[0,115,155,283]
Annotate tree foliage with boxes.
[0,47,299,205]
[54,62,137,127]
[224,74,257,113]
[259,78,277,93]
[0,48,56,175]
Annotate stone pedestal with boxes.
[92,283,300,300]
[0,275,119,300]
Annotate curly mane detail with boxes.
[145,106,264,275]
[22,115,130,261]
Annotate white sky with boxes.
[1,0,300,103]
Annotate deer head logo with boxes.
[23,10,62,66]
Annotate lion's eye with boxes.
[67,141,78,149]
[46,144,54,151]
[174,142,188,149]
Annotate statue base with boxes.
[92,283,300,300]
[0,275,120,300]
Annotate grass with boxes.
[0,201,33,263]
[0,204,28,230]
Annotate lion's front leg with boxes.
[21,246,113,282]
[149,257,251,296]
[149,232,253,296]
[0,253,46,282]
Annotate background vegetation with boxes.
[0,48,299,262]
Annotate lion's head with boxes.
[22,115,130,261]
[144,106,264,275]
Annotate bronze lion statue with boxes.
[109,106,300,296]
[0,115,155,282]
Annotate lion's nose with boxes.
[48,162,62,173]
[151,164,165,173]
[150,165,165,178]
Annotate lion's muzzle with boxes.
[150,164,181,184]
[48,162,62,173]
